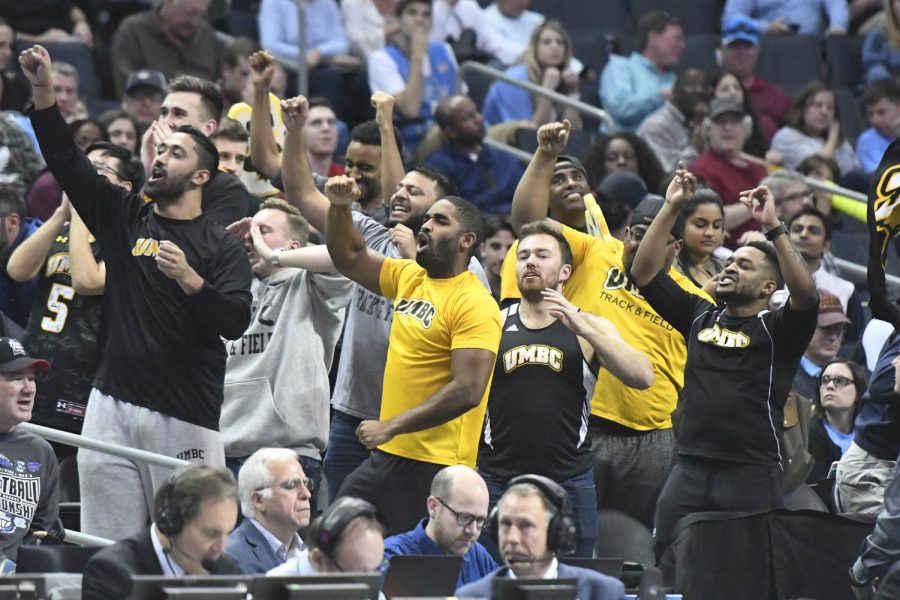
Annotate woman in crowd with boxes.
[98,110,140,155]
[709,70,769,159]
[674,189,726,289]
[862,0,900,83]
[807,359,869,483]
[583,132,665,194]
[770,82,861,176]
[481,20,582,129]
[342,0,399,62]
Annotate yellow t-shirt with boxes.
[500,226,710,430]
[378,258,502,466]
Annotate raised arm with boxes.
[391,30,429,119]
[281,96,330,232]
[630,167,696,287]
[372,92,404,203]
[739,186,818,310]
[69,208,106,295]
[356,347,496,449]
[249,223,336,273]
[543,288,654,389]
[248,51,281,181]
[7,198,70,282]
[511,120,570,233]
[324,175,386,293]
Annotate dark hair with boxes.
[222,36,260,69]
[175,125,220,176]
[796,154,841,181]
[485,215,515,240]
[308,96,335,112]
[743,240,784,289]
[0,185,25,220]
[68,119,106,145]
[211,117,250,144]
[167,75,224,123]
[85,141,147,190]
[350,120,405,157]
[519,221,573,267]
[788,205,832,241]
[443,196,487,256]
[637,9,681,51]
[678,188,724,267]
[812,358,869,421]
[584,132,665,193]
[864,78,900,107]
[785,81,838,138]
[98,109,141,152]
[708,70,768,158]
[397,0,432,17]
[408,163,458,198]
[153,466,238,535]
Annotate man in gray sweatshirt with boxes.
[220,198,352,510]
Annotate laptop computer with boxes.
[382,555,463,598]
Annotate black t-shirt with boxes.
[640,272,818,465]
[200,172,251,227]
[31,105,253,430]
[479,302,592,480]
[22,224,102,433]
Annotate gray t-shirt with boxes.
[0,429,59,562]
[331,212,489,419]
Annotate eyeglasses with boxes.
[92,160,126,181]
[820,375,854,388]
[255,477,314,493]
[779,189,814,204]
[435,497,486,529]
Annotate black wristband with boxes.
[764,223,788,241]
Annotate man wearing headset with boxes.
[268,497,385,576]
[456,475,625,599]
[81,466,242,600]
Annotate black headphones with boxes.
[313,497,378,559]
[486,474,577,556]
[155,472,192,537]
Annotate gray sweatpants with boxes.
[78,389,225,540]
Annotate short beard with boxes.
[387,212,426,232]
[416,234,457,272]
[145,171,193,204]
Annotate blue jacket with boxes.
[854,332,900,461]
[384,518,497,590]
[0,217,42,327]
[224,518,285,574]
[424,144,523,215]
[456,563,625,600]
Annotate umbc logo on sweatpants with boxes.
[176,449,205,461]
[395,298,436,328]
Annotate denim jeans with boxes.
[478,468,599,561]
[323,410,371,504]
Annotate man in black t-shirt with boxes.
[480,221,653,558]
[21,45,253,541]
[629,169,818,563]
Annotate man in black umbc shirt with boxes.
[20,45,253,542]
[479,221,653,558]
[629,169,818,564]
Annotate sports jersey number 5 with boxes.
[41,283,75,333]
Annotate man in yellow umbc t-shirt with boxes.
[323,175,502,535]
[501,121,713,530]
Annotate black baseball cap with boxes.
[630,196,685,239]
[125,69,167,95]
[554,154,588,178]
[0,338,49,373]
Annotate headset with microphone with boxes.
[485,474,578,559]
[155,469,233,573]
[309,497,379,565]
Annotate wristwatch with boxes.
[764,222,788,241]
[272,248,284,267]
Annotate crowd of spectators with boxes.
[3,0,900,597]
